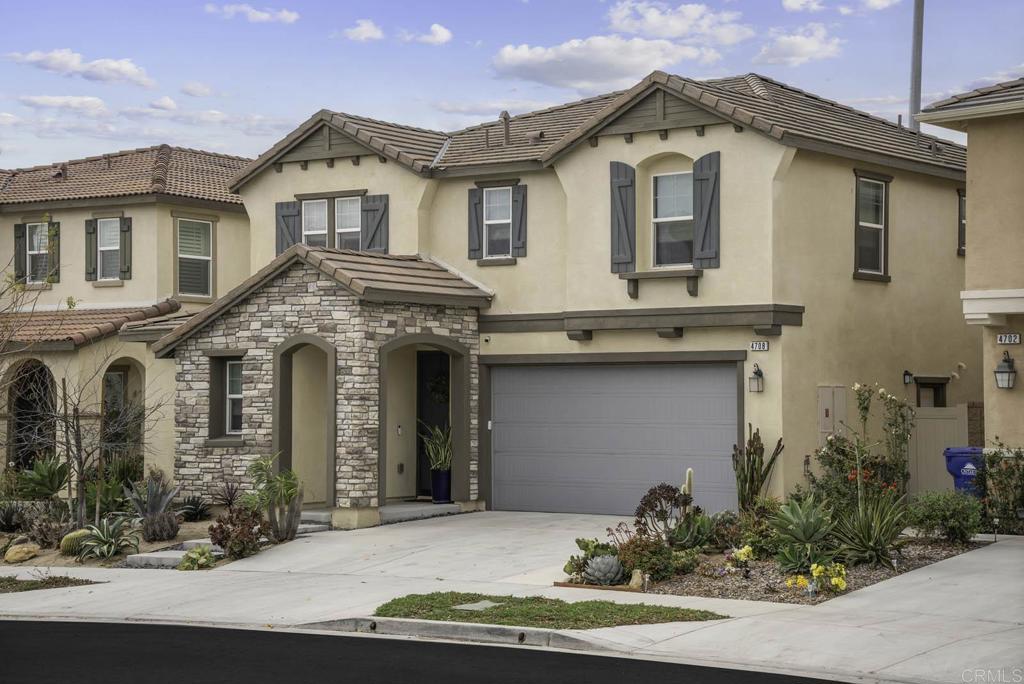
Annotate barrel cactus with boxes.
[59,529,90,557]
[583,554,625,586]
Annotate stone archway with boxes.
[378,333,471,504]
[272,334,337,508]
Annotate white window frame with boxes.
[96,217,121,281]
[302,199,328,247]
[651,171,694,268]
[26,222,49,284]
[335,196,361,250]
[482,186,513,259]
[225,360,243,435]
[176,218,213,297]
[856,177,886,275]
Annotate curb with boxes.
[300,616,610,652]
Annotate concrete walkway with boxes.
[1,512,1021,683]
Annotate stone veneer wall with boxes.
[174,261,480,508]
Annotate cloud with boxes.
[494,35,717,92]
[402,23,453,45]
[6,49,154,87]
[203,3,299,24]
[968,63,1024,88]
[607,1,755,45]
[838,5,854,14]
[181,81,215,97]
[0,113,18,126]
[862,0,899,8]
[434,99,558,117]
[18,95,109,117]
[119,104,292,137]
[754,23,842,66]
[150,96,178,111]
[782,0,825,11]
[343,19,384,42]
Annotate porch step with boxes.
[126,550,188,569]
[300,510,333,525]
[297,523,330,535]
[379,502,462,525]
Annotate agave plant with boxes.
[769,496,836,573]
[77,517,140,560]
[670,511,713,550]
[178,495,212,522]
[125,472,181,542]
[16,456,70,501]
[834,489,907,569]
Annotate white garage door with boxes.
[491,363,738,515]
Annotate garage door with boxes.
[491,363,738,515]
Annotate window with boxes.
[302,199,328,247]
[26,223,50,283]
[957,189,966,256]
[177,218,212,297]
[225,360,243,434]
[854,174,889,276]
[916,381,947,408]
[97,218,120,280]
[652,172,694,267]
[335,197,361,250]
[483,187,512,258]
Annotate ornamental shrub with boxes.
[737,496,782,558]
[908,490,983,544]
[208,506,267,560]
[616,534,674,582]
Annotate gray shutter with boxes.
[361,194,389,253]
[610,161,636,273]
[468,188,483,260]
[85,219,97,281]
[511,185,527,258]
[119,217,132,280]
[49,222,60,283]
[693,151,721,269]
[13,223,26,283]
[275,201,301,255]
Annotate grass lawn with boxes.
[0,576,96,594]
[373,592,726,630]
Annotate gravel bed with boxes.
[649,539,984,605]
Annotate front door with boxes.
[416,350,450,497]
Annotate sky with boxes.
[1,0,1021,169]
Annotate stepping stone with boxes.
[181,539,224,553]
[296,523,329,535]
[126,550,188,569]
[453,600,503,612]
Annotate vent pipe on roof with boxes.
[908,0,924,132]
[499,110,510,145]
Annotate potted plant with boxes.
[420,422,453,504]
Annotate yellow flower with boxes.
[811,563,824,578]
[796,576,809,589]
[786,578,794,588]
[831,577,847,591]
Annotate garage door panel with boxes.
[491,364,738,515]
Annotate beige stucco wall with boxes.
[964,114,1024,291]
[384,345,417,499]
[291,343,328,504]
[239,156,434,272]
[774,149,982,489]
[981,316,1024,444]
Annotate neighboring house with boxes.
[152,70,981,526]
[919,78,1024,446]
[0,145,251,477]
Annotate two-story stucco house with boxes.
[0,145,251,477]
[919,78,1024,447]
[150,71,981,527]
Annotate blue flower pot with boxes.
[431,469,452,504]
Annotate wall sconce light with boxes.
[994,351,1017,390]
[903,370,914,385]
[748,364,764,393]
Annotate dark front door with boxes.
[416,350,450,497]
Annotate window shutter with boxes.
[49,222,60,283]
[13,223,26,283]
[693,151,721,269]
[361,194,389,253]
[119,217,133,280]
[610,161,636,273]
[84,219,98,281]
[275,201,302,255]
[511,185,527,258]
[468,188,483,260]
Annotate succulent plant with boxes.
[142,511,180,542]
[125,472,181,542]
[583,554,625,586]
[178,495,211,522]
[59,529,90,556]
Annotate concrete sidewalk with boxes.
[1,513,1021,683]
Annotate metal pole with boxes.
[909,0,925,132]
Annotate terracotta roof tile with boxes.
[1,299,181,348]
[0,146,250,206]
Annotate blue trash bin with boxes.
[944,446,984,495]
